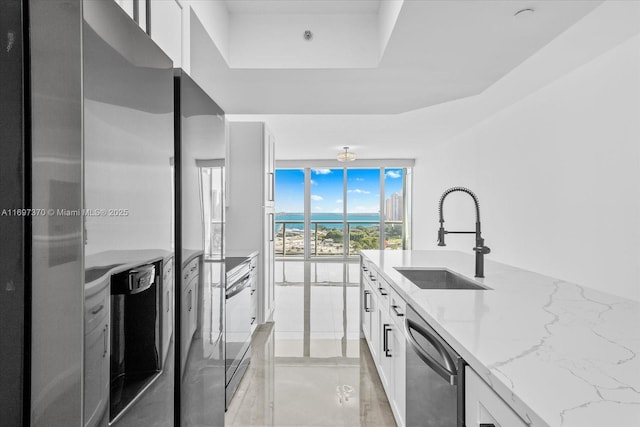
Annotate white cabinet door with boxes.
[362,282,374,343]
[263,210,275,320]
[361,260,407,427]
[264,128,275,207]
[227,122,276,325]
[465,366,528,427]
[162,258,174,363]
[180,276,198,376]
[369,286,380,361]
[84,318,108,427]
[378,308,393,389]
[390,323,406,427]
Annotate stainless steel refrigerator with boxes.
[1,2,227,426]
[174,70,226,427]
[0,1,29,426]
[1,1,85,426]
[83,1,174,426]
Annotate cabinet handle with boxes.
[251,289,256,295]
[166,291,170,312]
[188,289,192,312]
[383,324,392,357]
[269,213,274,242]
[378,287,388,297]
[391,305,404,317]
[91,304,104,315]
[362,266,368,272]
[268,172,274,202]
[103,324,108,358]
[479,425,496,427]
[251,317,256,325]
[370,275,377,282]
[363,290,372,312]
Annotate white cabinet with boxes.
[250,255,259,332]
[83,285,109,427]
[378,307,393,388]
[361,281,375,344]
[180,256,200,376]
[386,285,406,427]
[362,257,529,427]
[227,121,276,324]
[263,209,275,322]
[162,256,174,363]
[465,366,528,427]
[360,257,406,427]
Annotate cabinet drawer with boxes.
[375,274,390,309]
[388,285,406,326]
[465,367,527,427]
[85,286,109,334]
[361,259,371,278]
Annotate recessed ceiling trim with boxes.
[276,158,415,168]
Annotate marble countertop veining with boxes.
[361,250,640,427]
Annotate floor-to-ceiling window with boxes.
[384,167,411,250]
[346,169,381,256]
[274,169,305,258]
[310,168,345,257]
[275,161,413,260]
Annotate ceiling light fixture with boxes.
[303,30,313,41]
[337,146,356,162]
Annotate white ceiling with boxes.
[185,1,637,161]
[225,0,382,15]
[225,1,640,161]
[194,1,600,114]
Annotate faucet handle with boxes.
[437,227,447,246]
[473,246,491,255]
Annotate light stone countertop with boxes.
[360,250,640,427]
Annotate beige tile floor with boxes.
[225,261,396,427]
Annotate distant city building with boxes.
[385,192,403,221]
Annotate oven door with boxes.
[225,273,252,385]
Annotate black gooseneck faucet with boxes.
[437,187,491,278]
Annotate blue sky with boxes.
[275,168,403,213]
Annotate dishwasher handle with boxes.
[404,318,457,386]
[226,275,251,299]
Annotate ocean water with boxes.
[276,213,379,230]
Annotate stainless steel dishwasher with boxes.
[405,304,465,427]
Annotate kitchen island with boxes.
[361,250,640,427]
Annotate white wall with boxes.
[188,0,230,61]
[413,26,640,301]
[377,0,403,60]
[150,0,183,67]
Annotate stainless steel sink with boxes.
[85,264,122,283]
[394,268,490,290]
